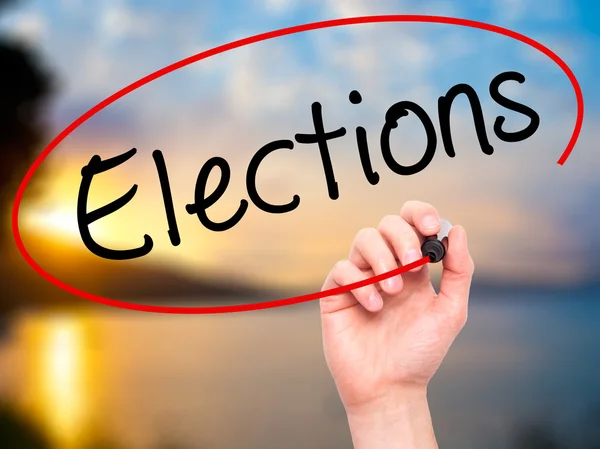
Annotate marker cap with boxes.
[421,218,452,263]
[422,239,446,263]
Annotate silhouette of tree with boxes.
[0,0,53,251]
[0,403,51,449]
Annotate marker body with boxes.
[421,218,452,263]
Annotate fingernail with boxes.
[384,276,401,291]
[369,292,383,310]
[422,215,439,231]
[404,249,421,265]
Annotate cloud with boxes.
[535,0,573,21]
[320,0,460,19]
[60,0,81,11]
[5,9,47,44]
[519,33,587,69]
[416,0,459,16]
[321,0,405,18]
[492,0,571,24]
[492,0,526,23]
[98,0,158,42]
[264,0,295,14]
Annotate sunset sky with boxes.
[2,0,599,289]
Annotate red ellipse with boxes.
[12,15,584,314]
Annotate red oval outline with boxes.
[12,15,584,314]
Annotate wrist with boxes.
[345,386,437,449]
[345,384,429,419]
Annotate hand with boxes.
[320,201,474,448]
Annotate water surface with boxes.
[0,294,599,449]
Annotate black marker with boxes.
[421,219,452,263]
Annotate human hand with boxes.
[320,201,474,448]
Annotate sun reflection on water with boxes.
[45,318,84,446]
[23,314,90,449]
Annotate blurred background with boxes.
[1,0,599,448]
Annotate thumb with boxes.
[437,225,475,318]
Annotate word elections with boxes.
[77,71,539,260]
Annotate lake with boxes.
[0,294,599,449]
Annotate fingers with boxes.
[321,201,446,315]
[400,201,441,237]
[438,225,475,322]
[321,260,381,314]
[349,227,403,295]
[378,215,426,273]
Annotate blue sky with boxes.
[2,0,600,288]
[1,0,596,121]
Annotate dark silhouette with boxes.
[0,0,53,252]
[0,4,275,314]
[0,402,190,449]
[512,422,564,449]
[0,0,15,9]
[510,405,600,449]
[0,403,51,449]
[580,404,600,449]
